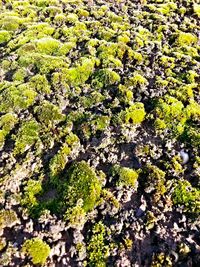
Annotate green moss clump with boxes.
[62,21,90,41]
[14,119,40,155]
[0,16,21,31]
[49,144,71,183]
[173,180,200,214]
[121,102,146,124]
[22,238,50,266]
[65,13,79,23]
[21,179,43,215]
[176,32,197,46]
[0,84,37,113]
[66,58,95,87]
[193,3,200,17]
[113,165,139,188]
[49,133,79,183]
[64,161,102,212]
[0,30,11,44]
[29,74,51,94]
[18,53,69,74]
[0,131,5,149]
[151,252,172,267]
[0,113,18,135]
[90,115,110,135]
[154,95,186,135]
[64,199,86,229]
[12,68,27,82]
[56,41,76,56]
[35,101,65,127]
[35,37,61,55]
[127,72,148,88]
[0,238,6,252]
[92,68,120,89]
[0,209,19,234]
[0,113,18,148]
[87,222,110,267]
[144,164,166,201]
[185,126,200,148]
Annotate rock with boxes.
[179,150,189,164]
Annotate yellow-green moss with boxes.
[64,161,102,212]
[22,238,50,266]
[14,119,40,155]
[0,30,11,44]
[123,102,146,124]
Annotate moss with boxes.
[123,238,133,250]
[56,41,76,56]
[0,16,21,31]
[185,100,200,121]
[179,243,190,256]
[121,102,146,124]
[101,189,120,209]
[154,95,186,135]
[92,68,120,89]
[90,115,110,133]
[21,179,43,215]
[14,119,40,155]
[64,199,86,229]
[0,238,6,252]
[113,165,139,188]
[118,34,130,44]
[62,21,90,41]
[0,84,37,113]
[176,32,197,46]
[87,222,110,267]
[169,83,196,101]
[54,13,66,25]
[34,101,64,127]
[193,3,200,17]
[0,113,18,135]
[144,164,166,201]
[0,130,5,149]
[22,238,50,266]
[66,13,79,23]
[146,211,157,230]
[151,252,172,267]
[0,209,19,233]
[66,57,95,87]
[118,84,133,104]
[49,132,79,183]
[171,156,183,176]
[0,30,11,44]
[185,126,200,147]
[186,70,198,84]
[157,3,177,15]
[172,180,200,214]
[77,8,89,18]
[12,68,27,82]
[29,74,51,94]
[49,144,71,183]
[18,53,69,74]
[127,72,148,88]
[64,161,102,212]
[35,37,61,55]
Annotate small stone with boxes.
[179,150,189,164]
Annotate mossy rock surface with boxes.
[0,0,200,266]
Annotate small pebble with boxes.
[179,150,189,164]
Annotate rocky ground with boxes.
[0,0,200,266]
